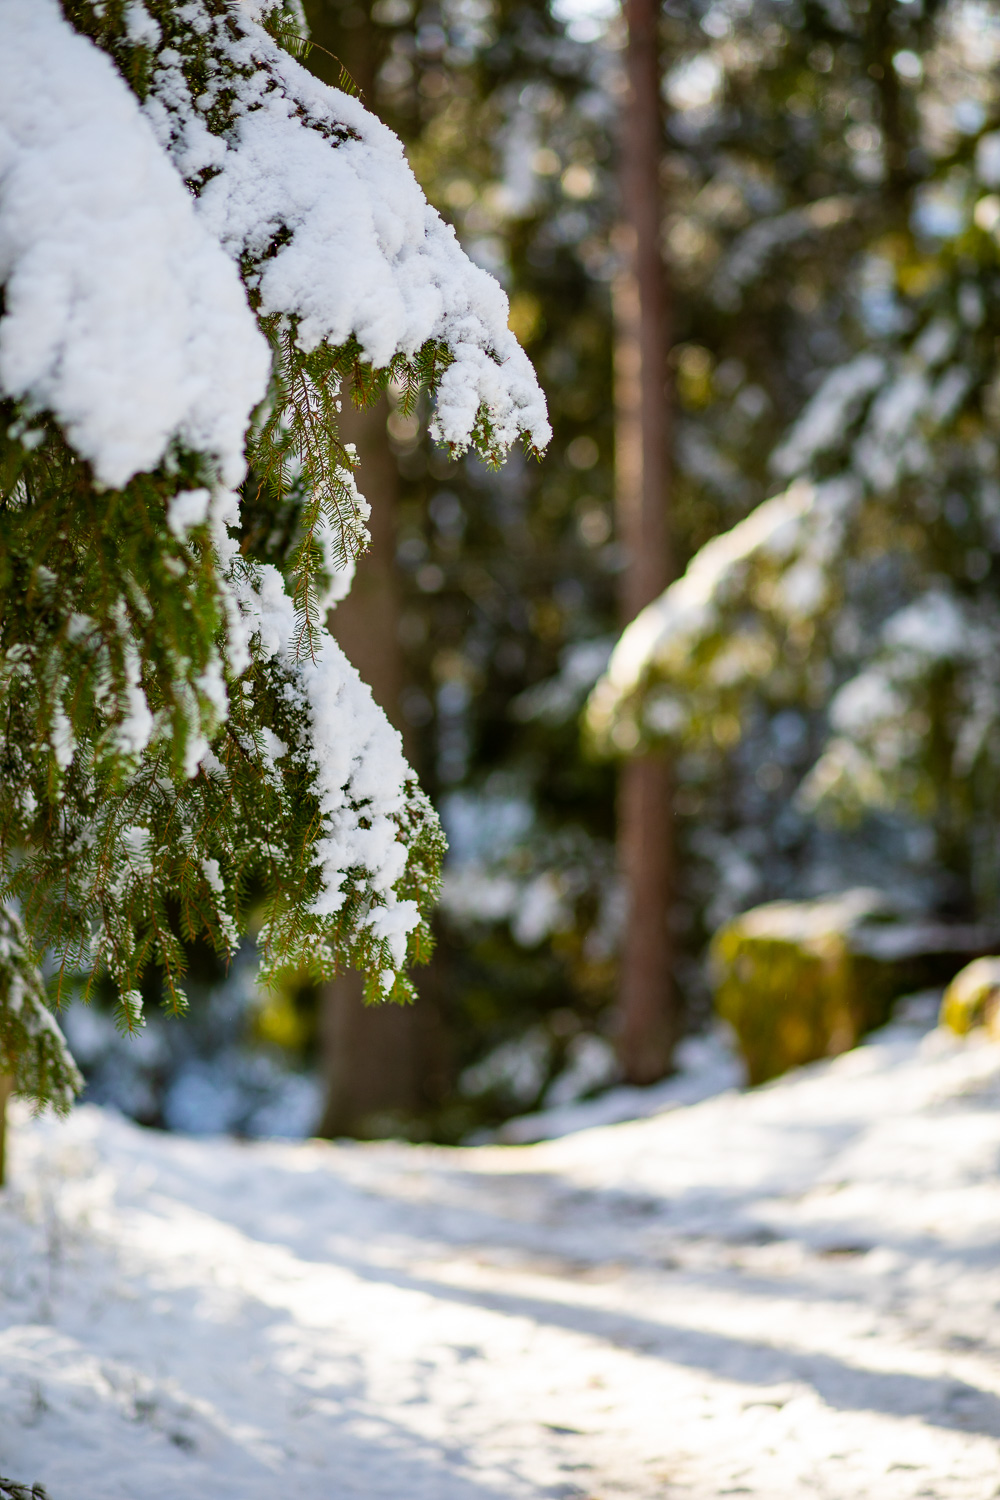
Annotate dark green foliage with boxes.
[0,387,447,1047]
[0,907,81,1111]
[249,326,461,657]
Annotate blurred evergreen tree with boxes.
[292,0,985,1137]
[590,0,1000,933]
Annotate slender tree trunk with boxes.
[315,394,421,1138]
[303,5,447,1138]
[866,0,908,200]
[613,0,677,1084]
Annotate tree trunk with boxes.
[613,0,677,1084]
[866,0,908,201]
[300,9,442,1138]
[315,393,422,1138]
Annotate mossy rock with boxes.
[710,891,998,1085]
[710,891,898,1086]
[939,957,1000,1039]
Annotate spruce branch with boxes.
[0,1479,50,1500]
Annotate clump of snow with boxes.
[771,353,885,479]
[586,478,854,749]
[724,887,896,946]
[0,0,270,489]
[510,872,573,948]
[166,488,212,540]
[6,1020,1000,1498]
[881,589,969,658]
[239,565,418,969]
[0,906,81,1112]
[142,1,550,457]
[712,196,855,309]
[0,0,549,481]
[829,668,907,738]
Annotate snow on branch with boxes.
[0,906,81,1114]
[801,590,996,817]
[586,478,855,755]
[136,0,551,458]
[238,560,425,989]
[0,0,270,490]
[588,301,981,764]
[1,0,549,493]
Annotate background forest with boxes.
[62,0,1000,1143]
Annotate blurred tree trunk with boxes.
[613,0,677,1084]
[301,0,424,1139]
[314,391,424,1138]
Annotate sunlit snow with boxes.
[4,1015,1000,1498]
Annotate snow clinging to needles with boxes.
[0,0,270,489]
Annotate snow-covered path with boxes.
[3,1019,1000,1499]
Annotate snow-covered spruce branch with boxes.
[0,0,548,1106]
[0,908,81,1114]
[0,1479,50,1500]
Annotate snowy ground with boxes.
[3,1013,1000,1499]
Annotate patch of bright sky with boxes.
[550,0,616,44]
[912,173,968,239]
[666,53,723,111]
